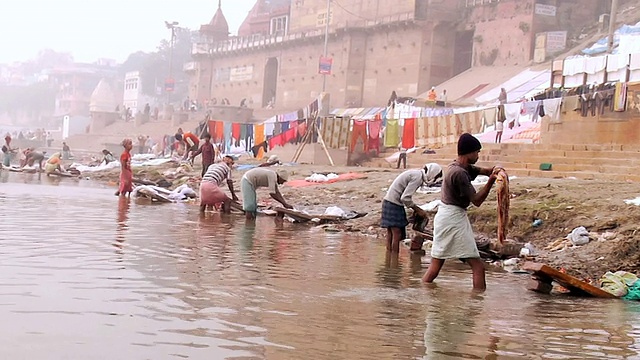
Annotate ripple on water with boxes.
[0,179,639,359]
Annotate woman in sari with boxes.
[116,139,134,197]
[44,152,64,175]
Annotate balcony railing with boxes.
[192,11,416,56]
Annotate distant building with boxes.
[187,0,613,112]
[47,63,117,118]
[122,71,154,115]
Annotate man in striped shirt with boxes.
[199,155,239,213]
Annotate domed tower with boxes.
[200,0,229,42]
[89,78,119,133]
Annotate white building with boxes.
[122,71,153,115]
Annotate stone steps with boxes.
[367,143,640,182]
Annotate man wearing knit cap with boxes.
[381,163,443,252]
[422,133,502,291]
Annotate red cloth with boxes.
[350,120,368,152]
[269,133,286,149]
[284,126,298,143]
[368,120,381,155]
[232,123,241,141]
[200,181,229,206]
[119,151,133,194]
[297,122,307,137]
[402,118,416,149]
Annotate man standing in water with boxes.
[422,133,502,291]
[241,168,293,219]
[381,163,443,252]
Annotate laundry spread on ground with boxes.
[287,172,367,188]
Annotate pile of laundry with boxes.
[600,271,640,300]
[70,156,175,173]
[132,184,197,202]
[305,173,339,182]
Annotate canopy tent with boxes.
[474,69,551,104]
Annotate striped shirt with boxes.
[202,162,231,186]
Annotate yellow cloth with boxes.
[254,124,265,159]
[600,271,638,297]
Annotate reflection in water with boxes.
[115,196,130,251]
[0,177,639,359]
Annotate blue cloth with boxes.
[241,177,258,214]
[224,122,232,152]
[380,200,408,228]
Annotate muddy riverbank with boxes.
[82,160,640,282]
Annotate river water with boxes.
[1,173,640,359]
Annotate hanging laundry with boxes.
[614,82,628,112]
[521,101,539,116]
[284,126,298,143]
[244,124,254,151]
[483,107,496,126]
[274,122,282,136]
[251,141,268,158]
[297,120,307,139]
[232,123,242,147]
[240,123,247,142]
[269,133,286,149]
[208,121,219,141]
[350,120,368,152]
[232,123,241,141]
[384,119,400,147]
[254,124,266,158]
[402,118,416,149]
[368,120,381,154]
[497,105,507,122]
[543,98,562,123]
[281,121,290,132]
[504,103,521,123]
[223,122,233,152]
[215,121,224,143]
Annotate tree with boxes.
[120,27,193,100]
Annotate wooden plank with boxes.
[522,262,617,298]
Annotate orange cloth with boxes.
[350,120,368,152]
[254,124,265,159]
[47,156,61,165]
[183,132,200,148]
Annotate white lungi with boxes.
[431,203,480,259]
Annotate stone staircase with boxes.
[64,116,204,154]
[366,143,640,182]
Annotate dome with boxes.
[89,79,117,113]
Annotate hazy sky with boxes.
[0,0,255,64]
